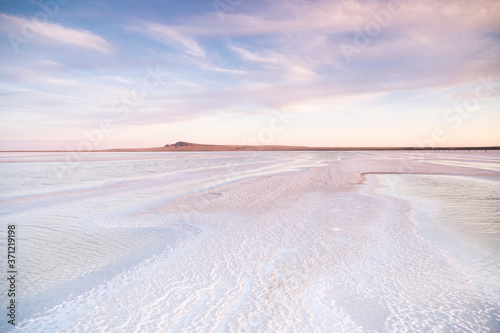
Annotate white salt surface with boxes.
[0,151,499,332]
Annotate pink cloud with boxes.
[0,13,113,54]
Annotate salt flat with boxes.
[1,151,499,332]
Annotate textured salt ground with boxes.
[14,155,500,332]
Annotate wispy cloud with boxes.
[0,13,113,53]
[128,21,206,58]
[176,0,500,38]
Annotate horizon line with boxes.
[1,142,499,153]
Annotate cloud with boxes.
[0,13,113,53]
[124,0,500,103]
[174,0,500,38]
[230,45,281,64]
[128,22,206,58]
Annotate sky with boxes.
[0,0,499,150]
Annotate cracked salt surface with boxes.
[0,151,499,332]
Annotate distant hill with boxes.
[157,142,315,151]
[164,141,216,148]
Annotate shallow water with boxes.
[377,173,500,289]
